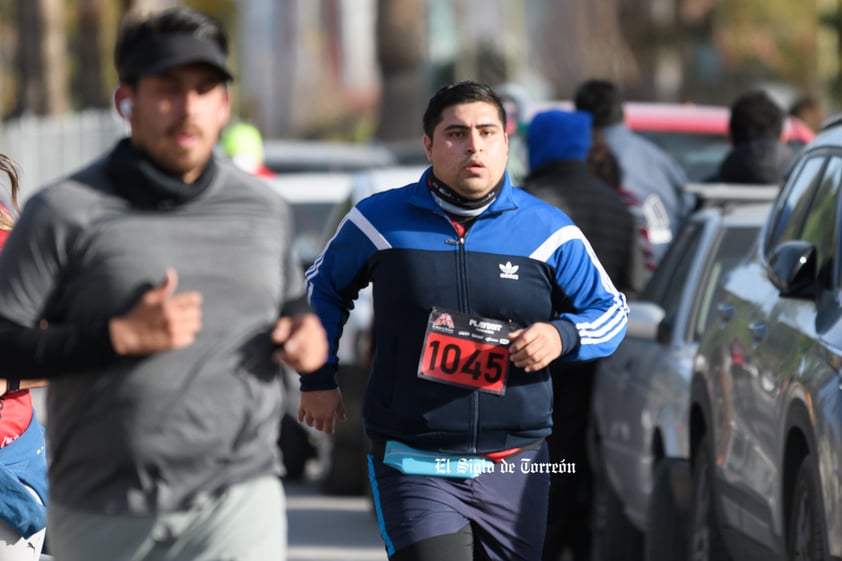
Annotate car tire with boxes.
[319,365,370,495]
[591,459,644,561]
[645,458,692,561]
[279,413,314,481]
[320,424,369,495]
[688,434,731,561]
[787,453,827,561]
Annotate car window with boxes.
[786,139,810,153]
[290,201,340,267]
[691,226,760,341]
[766,155,825,251]
[636,131,729,182]
[800,157,842,284]
[642,220,704,319]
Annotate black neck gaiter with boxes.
[426,173,503,218]
[105,138,216,209]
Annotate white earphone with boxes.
[119,98,133,120]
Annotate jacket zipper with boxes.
[444,215,480,453]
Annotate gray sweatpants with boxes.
[47,476,286,561]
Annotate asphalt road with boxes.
[30,391,569,561]
[286,477,387,561]
[32,388,385,560]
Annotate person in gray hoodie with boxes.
[0,7,327,561]
[574,79,690,265]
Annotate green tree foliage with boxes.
[184,0,235,23]
[713,0,817,91]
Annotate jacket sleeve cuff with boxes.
[280,294,313,318]
[552,319,580,357]
[299,363,339,391]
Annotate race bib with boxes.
[417,308,517,395]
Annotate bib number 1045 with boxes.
[419,332,509,394]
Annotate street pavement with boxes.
[32,388,386,560]
[30,390,565,560]
[286,476,387,561]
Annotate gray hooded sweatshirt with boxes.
[0,143,303,514]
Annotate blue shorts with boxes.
[368,441,550,561]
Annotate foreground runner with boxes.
[301,80,628,561]
[0,7,327,561]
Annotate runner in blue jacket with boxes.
[301,81,628,561]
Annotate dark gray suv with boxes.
[689,118,842,561]
[590,197,772,561]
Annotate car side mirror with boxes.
[626,301,668,344]
[768,240,818,298]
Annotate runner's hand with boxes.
[508,322,563,372]
[299,388,346,435]
[271,313,328,373]
[109,268,202,355]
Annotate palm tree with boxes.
[15,0,69,115]
[375,0,428,140]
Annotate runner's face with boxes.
[424,101,509,199]
[127,64,230,183]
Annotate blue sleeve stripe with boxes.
[348,207,392,250]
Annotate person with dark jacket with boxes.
[302,81,629,561]
[525,109,644,298]
[523,109,642,561]
[707,89,796,185]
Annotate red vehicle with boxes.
[506,97,815,183]
[501,95,815,270]
[619,101,813,181]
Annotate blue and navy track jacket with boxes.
[304,168,628,454]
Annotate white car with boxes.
[263,139,396,174]
[262,172,354,269]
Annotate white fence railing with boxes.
[0,110,128,205]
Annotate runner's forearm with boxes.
[0,315,118,378]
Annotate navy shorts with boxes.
[368,441,551,561]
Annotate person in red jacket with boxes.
[0,153,49,560]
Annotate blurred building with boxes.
[237,0,380,139]
[234,0,830,140]
[235,0,692,139]
[238,0,533,140]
